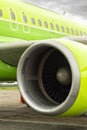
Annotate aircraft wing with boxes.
[0,36,87,67]
[0,36,34,66]
[68,36,87,45]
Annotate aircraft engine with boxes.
[17,39,87,116]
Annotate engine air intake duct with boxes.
[17,39,87,116]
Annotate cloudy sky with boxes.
[24,0,87,19]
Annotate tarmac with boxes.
[0,90,87,130]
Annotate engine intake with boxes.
[18,39,86,116]
[38,49,72,104]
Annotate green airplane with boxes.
[0,0,87,117]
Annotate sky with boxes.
[24,0,87,19]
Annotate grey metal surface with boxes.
[0,41,33,66]
[68,36,87,45]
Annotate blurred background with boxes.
[24,0,87,19]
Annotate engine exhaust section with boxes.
[17,39,87,116]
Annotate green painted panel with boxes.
[0,60,16,81]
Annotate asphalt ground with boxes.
[0,90,87,130]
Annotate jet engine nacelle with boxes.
[17,39,87,116]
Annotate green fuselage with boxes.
[0,0,87,80]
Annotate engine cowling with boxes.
[17,39,87,116]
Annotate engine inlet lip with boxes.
[17,40,80,115]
